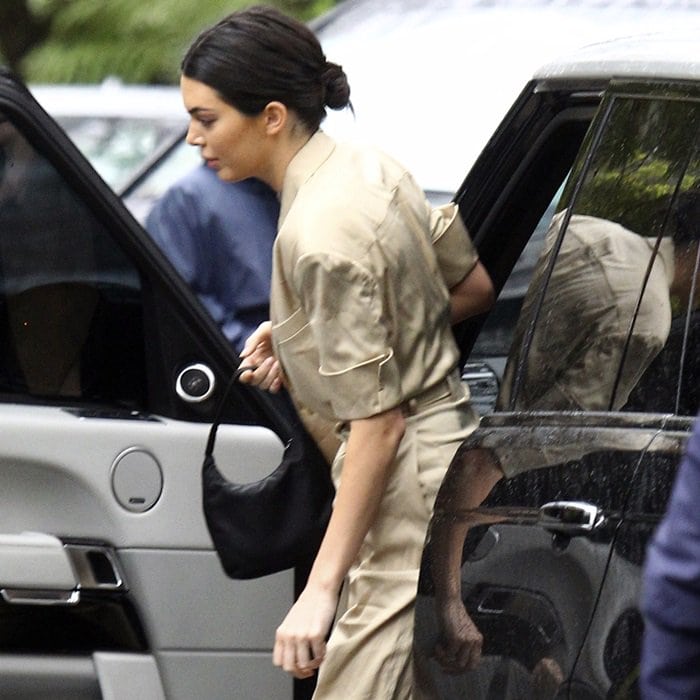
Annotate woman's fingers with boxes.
[238,357,283,392]
[240,321,272,360]
[273,634,326,679]
[272,586,335,679]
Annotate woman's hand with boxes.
[239,321,284,392]
[434,595,483,673]
[273,583,339,679]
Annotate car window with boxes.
[460,91,599,415]
[0,113,146,407]
[57,116,184,192]
[470,196,556,361]
[121,137,202,223]
[499,86,700,414]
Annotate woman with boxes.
[181,6,494,697]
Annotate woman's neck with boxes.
[266,128,314,193]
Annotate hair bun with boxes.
[322,61,351,110]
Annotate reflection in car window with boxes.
[0,114,146,406]
[499,92,700,415]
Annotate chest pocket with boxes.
[273,308,334,419]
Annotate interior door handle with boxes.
[0,533,126,606]
[538,501,604,535]
[1,531,76,580]
[1,588,81,606]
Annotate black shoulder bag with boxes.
[202,367,335,579]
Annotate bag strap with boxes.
[205,366,256,458]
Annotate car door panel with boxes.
[119,550,289,649]
[157,653,289,700]
[0,653,169,700]
[0,656,101,700]
[0,403,293,698]
[93,653,166,700]
[572,424,693,697]
[0,69,303,698]
[0,405,284,544]
[415,414,661,698]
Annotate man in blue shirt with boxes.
[641,414,700,699]
[146,163,279,352]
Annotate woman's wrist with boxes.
[305,562,345,596]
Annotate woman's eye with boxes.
[199,118,215,128]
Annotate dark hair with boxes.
[182,5,351,133]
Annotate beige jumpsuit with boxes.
[270,131,480,699]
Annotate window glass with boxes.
[499,93,700,414]
[0,114,146,407]
[624,148,700,415]
[58,116,184,192]
[471,196,558,362]
[122,137,200,224]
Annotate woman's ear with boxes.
[262,101,288,135]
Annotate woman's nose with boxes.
[186,124,202,146]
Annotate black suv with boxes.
[414,32,700,700]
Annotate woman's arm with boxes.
[430,447,504,672]
[449,261,495,325]
[273,407,406,679]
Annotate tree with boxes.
[1,0,335,84]
[0,0,65,76]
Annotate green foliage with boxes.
[577,162,699,236]
[5,0,335,84]
[568,94,700,237]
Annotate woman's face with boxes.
[181,75,268,183]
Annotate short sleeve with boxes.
[430,203,478,289]
[294,252,403,420]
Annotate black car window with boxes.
[499,86,700,414]
[460,93,599,404]
[0,113,146,407]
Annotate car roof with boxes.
[535,30,700,82]
[29,77,186,121]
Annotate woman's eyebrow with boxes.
[188,106,215,116]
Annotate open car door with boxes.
[0,69,298,700]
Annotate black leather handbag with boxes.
[202,367,335,579]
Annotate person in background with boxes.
[146,162,279,352]
[641,412,700,699]
[180,6,495,697]
[146,163,341,464]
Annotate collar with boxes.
[279,130,335,225]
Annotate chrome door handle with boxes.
[1,588,80,606]
[0,533,125,606]
[538,501,604,535]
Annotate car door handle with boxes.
[0,532,79,606]
[538,501,604,535]
[0,533,125,606]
